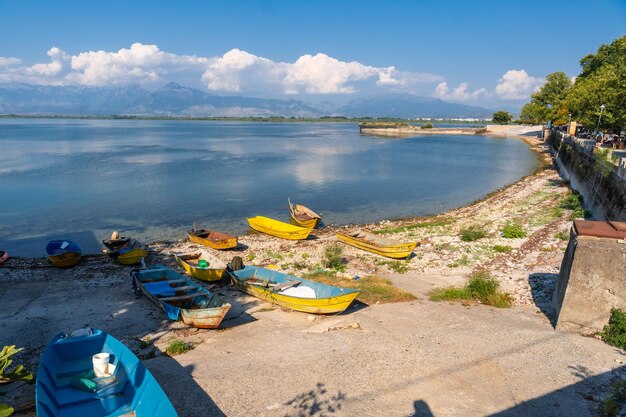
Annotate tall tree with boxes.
[492,110,512,125]
[520,72,572,125]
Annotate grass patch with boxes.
[554,229,570,241]
[501,222,526,239]
[447,255,471,268]
[599,379,626,417]
[264,250,284,261]
[323,243,346,272]
[493,245,512,253]
[373,258,411,273]
[246,251,256,262]
[165,339,193,356]
[374,218,456,234]
[429,271,513,308]
[600,308,626,350]
[459,224,487,242]
[551,206,564,218]
[560,191,590,220]
[303,272,416,304]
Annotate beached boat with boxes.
[102,238,149,265]
[174,250,227,282]
[247,216,312,240]
[0,250,7,266]
[336,230,417,259]
[36,328,178,417]
[188,228,238,250]
[132,266,230,328]
[46,240,82,267]
[288,198,322,229]
[228,266,359,314]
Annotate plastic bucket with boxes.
[92,353,110,378]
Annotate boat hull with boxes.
[0,250,8,266]
[116,248,149,265]
[133,267,231,329]
[229,266,359,314]
[289,214,320,229]
[48,252,82,267]
[175,254,225,282]
[336,231,417,259]
[46,240,82,267]
[102,238,149,265]
[188,229,238,250]
[36,329,178,417]
[247,216,311,240]
[288,201,321,229]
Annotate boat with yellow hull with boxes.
[188,228,238,250]
[228,266,359,314]
[336,230,417,259]
[288,198,321,229]
[247,216,312,240]
[102,238,149,265]
[175,251,227,282]
[46,240,81,267]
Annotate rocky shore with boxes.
[359,123,543,138]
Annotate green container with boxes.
[198,259,208,269]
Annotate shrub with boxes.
[601,308,626,350]
[554,229,570,241]
[501,222,526,239]
[323,243,346,272]
[493,245,512,253]
[429,271,512,308]
[560,191,589,220]
[165,339,193,356]
[421,123,433,129]
[0,345,32,384]
[459,225,487,242]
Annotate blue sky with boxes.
[0,0,624,108]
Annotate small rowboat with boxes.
[46,240,81,267]
[175,251,227,282]
[188,228,238,250]
[288,198,322,229]
[336,230,417,259]
[0,250,7,266]
[247,216,312,240]
[132,266,231,328]
[228,266,359,314]
[36,328,178,417]
[102,238,149,265]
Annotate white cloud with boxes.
[434,82,487,101]
[495,69,544,100]
[0,43,443,96]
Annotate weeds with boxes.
[323,243,346,272]
[501,222,526,239]
[599,379,626,417]
[374,218,455,234]
[600,308,626,350]
[429,271,513,308]
[304,272,416,304]
[165,339,193,356]
[247,252,256,262]
[459,225,487,242]
[554,229,570,241]
[373,258,410,273]
[447,255,471,268]
[493,245,512,253]
[560,191,589,220]
[264,250,284,261]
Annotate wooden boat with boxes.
[288,198,322,229]
[228,266,359,314]
[247,216,312,240]
[36,328,178,417]
[102,238,149,265]
[0,250,7,266]
[132,266,230,328]
[174,251,227,282]
[188,228,238,250]
[46,240,81,267]
[336,230,417,259]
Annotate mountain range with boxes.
[0,82,496,118]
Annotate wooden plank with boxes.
[158,292,206,302]
[273,281,301,292]
[139,278,187,285]
[153,285,198,294]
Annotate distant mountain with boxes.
[0,83,495,118]
[335,94,493,118]
[0,82,321,117]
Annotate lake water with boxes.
[0,119,538,256]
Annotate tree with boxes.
[521,71,572,125]
[492,111,512,125]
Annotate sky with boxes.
[0,0,624,109]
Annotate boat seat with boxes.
[158,292,205,302]
[273,280,301,292]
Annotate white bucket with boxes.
[92,353,110,378]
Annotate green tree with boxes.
[521,71,572,125]
[492,110,512,125]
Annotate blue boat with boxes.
[46,240,82,267]
[132,266,231,328]
[36,329,178,416]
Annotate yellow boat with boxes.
[175,250,227,282]
[102,238,149,265]
[288,198,322,229]
[188,228,238,250]
[247,216,312,240]
[229,266,359,314]
[46,240,81,267]
[336,230,417,259]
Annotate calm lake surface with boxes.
[0,119,538,256]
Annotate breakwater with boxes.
[550,130,626,221]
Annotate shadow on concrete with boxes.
[410,400,435,416]
[4,229,102,257]
[528,272,559,327]
[283,383,346,417]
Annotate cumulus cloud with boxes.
[434,82,488,101]
[495,69,544,100]
[0,57,21,67]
